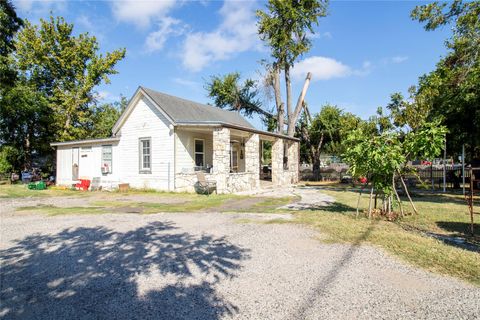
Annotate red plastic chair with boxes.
[75,179,91,191]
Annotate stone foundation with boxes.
[175,172,257,194]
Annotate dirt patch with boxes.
[208,197,270,212]
[112,206,145,214]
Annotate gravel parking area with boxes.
[1,211,479,319]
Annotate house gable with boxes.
[112,87,175,136]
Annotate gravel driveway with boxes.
[1,211,479,319]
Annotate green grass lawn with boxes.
[293,185,480,286]
[0,184,88,198]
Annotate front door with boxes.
[72,147,79,180]
[79,147,94,178]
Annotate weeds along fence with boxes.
[300,163,479,191]
[300,163,349,181]
[403,165,479,191]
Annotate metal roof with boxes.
[141,86,255,129]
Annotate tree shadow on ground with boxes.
[0,221,249,320]
[436,221,479,237]
[401,223,479,253]
[315,202,356,213]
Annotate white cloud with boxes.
[181,0,258,72]
[14,0,66,14]
[111,0,177,29]
[145,17,183,52]
[76,15,94,31]
[306,31,332,40]
[391,56,408,64]
[292,56,373,81]
[292,56,352,81]
[96,90,112,101]
[173,78,201,92]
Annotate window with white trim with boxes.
[101,145,112,174]
[194,139,205,169]
[139,138,151,173]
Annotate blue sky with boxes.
[14,0,451,129]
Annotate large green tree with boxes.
[0,0,22,89]
[299,105,361,179]
[87,96,128,139]
[15,16,126,142]
[0,13,126,171]
[257,0,328,136]
[411,0,480,160]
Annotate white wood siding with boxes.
[56,147,73,184]
[175,129,213,173]
[117,96,174,190]
[55,144,120,186]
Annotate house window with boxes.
[194,139,205,169]
[101,145,112,174]
[139,138,151,173]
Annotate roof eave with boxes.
[175,122,299,141]
[50,137,121,147]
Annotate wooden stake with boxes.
[393,174,404,217]
[398,170,418,215]
[368,187,374,219]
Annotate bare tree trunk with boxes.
[272,68,284,133]
[374,193,378,209]
[63,113,71,140]
[288,72,312,137]
[388,196,392,214]
[311,133,324,181]
[392,174,404,217]
[397,170,418,215]
[284,64,292,135]
[368,187,374,219]
[303,101,312,123]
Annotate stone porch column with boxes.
[245,133,260,189]
[213,127,230,193]
[288,141,299,183]
[271,138,284,186]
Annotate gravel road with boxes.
[1,211,479,319]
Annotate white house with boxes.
[51,86,300,193]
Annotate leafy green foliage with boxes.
[0,146,19,174]
[403,121,448,161]
[343,120,447,197]
[411,0,480,159]
[257,0,327,68]
[299,105,361,179]
[0,10,126,171]
[14,16,126,141]
[205,73,273,119]
[0,0,22,89]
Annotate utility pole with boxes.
[443,138,446,192]
[462,144,465,195]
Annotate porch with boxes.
[174,126,299,194]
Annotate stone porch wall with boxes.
[272,138,299,186]
[244,133,260,190]
[174,172,257,194]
